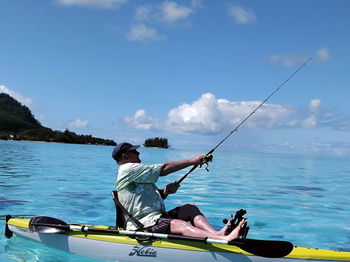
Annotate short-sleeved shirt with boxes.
[115,162,165,230]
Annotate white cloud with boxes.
[190,0,202,8]
[55,0,127,9]
[267,47,331,67]
[124,94,349,134]
[131,1,199,42]
[69,119,89,128]
[126,24,165,42]
[267,53,309,67]
[124,93,294,134]
[258,140,350,157]
[326,116,350,131]
[297,99,322,129]
[165,93,223,134]
[315,47,331,63]
[0,85,33,108]
[286,98,350,131]
[135,1,195,23]
[165,93,294,133]
[301,115,317,129]
[135,6,153,22]
[159,1,193,22]
[309,98,321,112]
[228,5,256,24]
[306,141,350,156]
[124,109,160,130]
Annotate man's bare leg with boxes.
[193,215,232,236]
[170,219,246,241]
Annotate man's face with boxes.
[125,150,141,163]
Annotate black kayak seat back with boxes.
[111,190,126,230]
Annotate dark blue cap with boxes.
[112,142,140,160]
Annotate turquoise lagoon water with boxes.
[0,140,349,261]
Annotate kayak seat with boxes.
[111,190,126,229]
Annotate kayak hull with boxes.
[6,218,350,262]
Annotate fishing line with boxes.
[177,58,312,184]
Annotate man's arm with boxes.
[160,155,206,176]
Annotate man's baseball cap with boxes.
[112,142,140,160]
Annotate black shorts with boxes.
[145,218,172,234]
[166,204,203,225]
[145,204,203,234]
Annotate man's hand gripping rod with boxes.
[176,58,312,185]
[176,153,213,184]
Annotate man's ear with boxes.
[121,153,128,161]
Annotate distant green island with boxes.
[0,93,116,146]
[144,137,169,148]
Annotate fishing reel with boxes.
[223,209,250,239]
[200,154,213,172]
[176,154,213,185]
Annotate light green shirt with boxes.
[115,162,165,230]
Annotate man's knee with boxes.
[170,219,189,234]
[177,204,203,224]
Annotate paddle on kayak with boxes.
[25,216,293,258]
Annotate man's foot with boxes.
[225,219,246,241]
[216,218,234,236]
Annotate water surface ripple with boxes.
[0,141,349,261]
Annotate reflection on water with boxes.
[1,140,350,261]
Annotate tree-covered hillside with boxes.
[0,93,42,132]
[0,93,116,146]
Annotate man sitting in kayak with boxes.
[113,142,245,241]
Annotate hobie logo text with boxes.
[129,246,157,257]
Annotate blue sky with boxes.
[1,0,349,156]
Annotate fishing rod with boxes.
[177,58,312,184]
